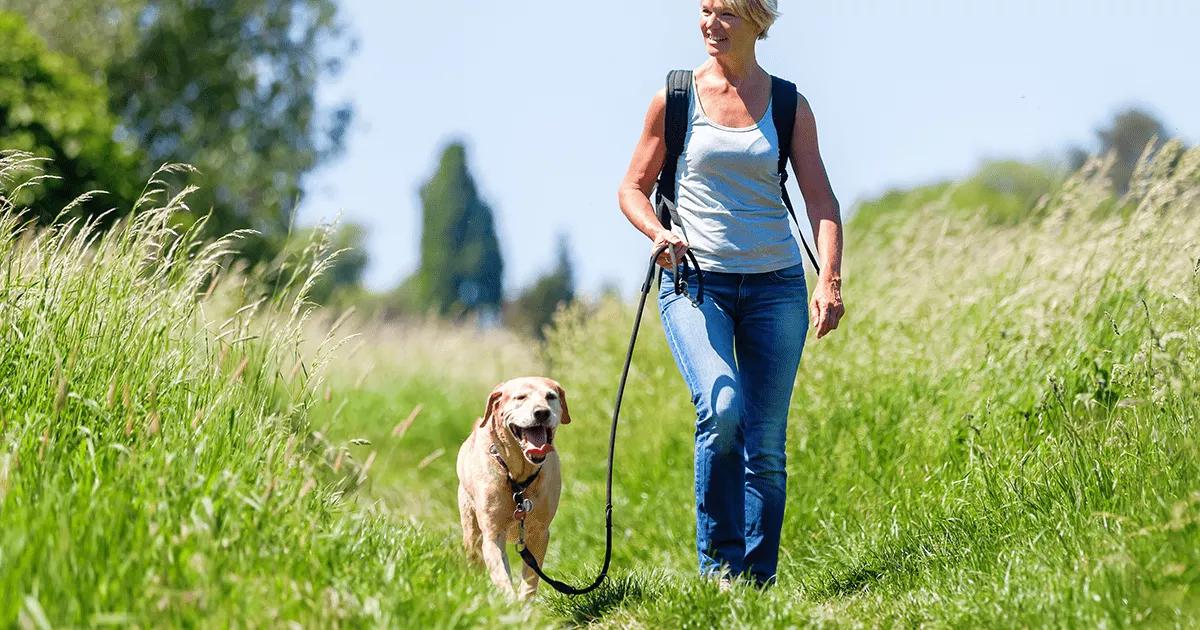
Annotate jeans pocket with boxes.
[769,262,806,282]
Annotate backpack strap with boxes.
[770,75,821,274]
[655,69,692,229]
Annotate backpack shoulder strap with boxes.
[770,75,798,184]
[655,69,692,227]
[770,75,821,274]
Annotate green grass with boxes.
[0,154,528,627]
[3,142,1200,627]
[316,143,1200,627]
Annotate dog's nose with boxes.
[533,407,550,423]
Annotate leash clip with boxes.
[513,493,533,521]
[671,248,688,296]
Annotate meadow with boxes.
[2,144,1199,627]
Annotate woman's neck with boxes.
[702,53,763,88]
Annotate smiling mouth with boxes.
[707,35,727,43]
[510,424,555,462]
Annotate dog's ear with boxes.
[554,382,571,425]
[479,385,504,428]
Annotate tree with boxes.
[3,0,354,263]
[106,0,353,261]
[0,12,141,222]
[302,221,369,306]
[1069,108,1168,195]
[401,142,504,318]
[0,1,141,79]
[506,234,575,340]
[1097,109,1166,195]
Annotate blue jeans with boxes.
[658,261,808,585]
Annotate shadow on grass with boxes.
[542,571,666,627]
[809,541,923,598]
[803,511,996,600]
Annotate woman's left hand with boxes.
[810,275,844,339]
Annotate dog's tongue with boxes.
[520,426,553,456]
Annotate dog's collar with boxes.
[488,442,542,493]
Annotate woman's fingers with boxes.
[656,247,688,268]
[819,311,834,338]
[814,300,830,338]
[652,235,688,269]
[812,298,841,339]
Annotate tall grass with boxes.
[4,138,1199,626]
[319,142,1200,626]
[0,152,527,626]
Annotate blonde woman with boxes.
[618,0,844,586]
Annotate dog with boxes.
[456,376,570,599]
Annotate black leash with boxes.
[514,243,702,595]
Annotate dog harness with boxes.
[488,443,540,531]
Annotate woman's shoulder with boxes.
[765,72,814,119]
[646,86,667,115]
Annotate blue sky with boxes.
[300,1,1200,297]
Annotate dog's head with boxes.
[480,376,571,465]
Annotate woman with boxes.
[617,0,845,587]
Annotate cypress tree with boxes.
[410,141,504,317]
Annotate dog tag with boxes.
[520,498,533,513]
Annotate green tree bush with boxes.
[505,234,575,340]
[1069,108,1171,194]
[0,12,140,222]
[105,0,353,262]
[0,1,140,78]
[295,221,369,307]
[948,160,1057,225]
[2,0,354,265]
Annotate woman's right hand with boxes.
[653,229,689,269]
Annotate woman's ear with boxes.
[479,385,504,428]
[555,383,571,425]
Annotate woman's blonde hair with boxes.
[724,0,780,40]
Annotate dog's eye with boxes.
[545,392,558,401]
[515,394,527,401]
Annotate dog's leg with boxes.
[517,527,549,600]
[480,530,515,597]
[458,485,483,564]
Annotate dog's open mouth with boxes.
[510,424,555,462]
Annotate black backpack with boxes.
[654,69,820,273]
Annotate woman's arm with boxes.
[790,93,845,339]
[617,89,689,269]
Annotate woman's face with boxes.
[699,0,756,57]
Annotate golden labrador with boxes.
[456,376,570,599]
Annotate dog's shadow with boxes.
[541,571,665,626]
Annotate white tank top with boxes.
[668,76,802,273]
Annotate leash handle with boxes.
[516,245,698,595]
